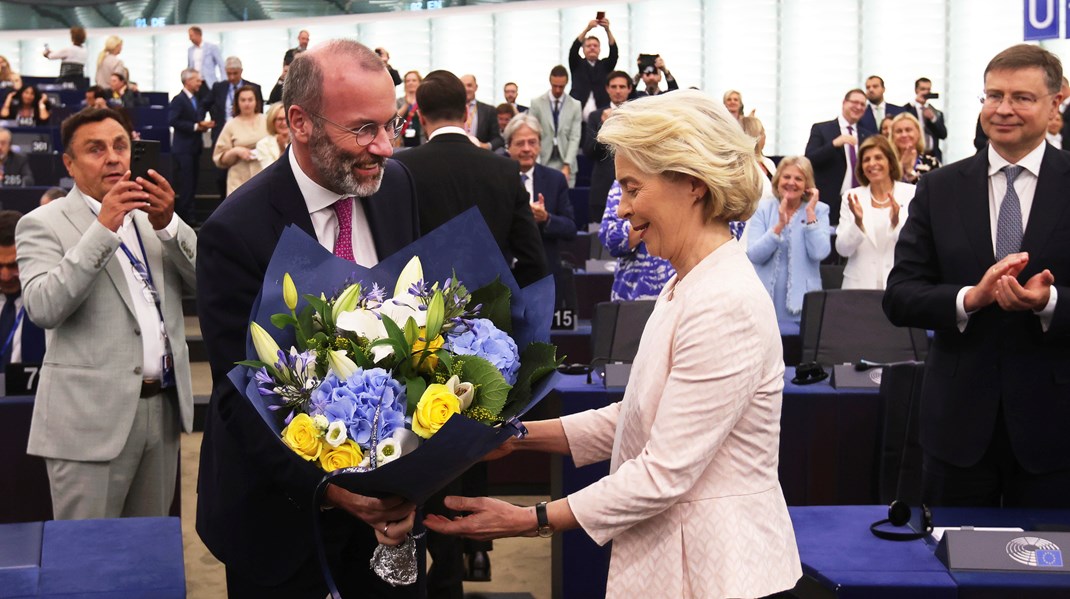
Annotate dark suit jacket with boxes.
[584,106,615,222]
[568,38,619,108]
[471,101,498,144]
[858,102,905,134]
[531,163,577,273]
[2,152,34,187]
[208,79,263,141]
[903,102,948,160]
[516,104,528,113]
[7,308,44,364]
[804,118,874,225]
[167,91,206,157]
[393,132,548,287]
[883,145,1070,474]
[1060,103,1070,152]
[195,152,420,585]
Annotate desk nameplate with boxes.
[936,529,1070,573]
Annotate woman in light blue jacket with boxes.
[746,156,830,323]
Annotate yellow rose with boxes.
[411,328,444,373]
[319,439,364,471]
[412,383,460,439]
[281,413,323,461]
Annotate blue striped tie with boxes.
[995,165,1024,260]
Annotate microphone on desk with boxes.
[854,358,921,372]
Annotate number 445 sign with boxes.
[1025,0,1069,40]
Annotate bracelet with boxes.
[806,218,818,225]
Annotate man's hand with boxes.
[325,484,414,524]
[833,134,857,148]
[197,119,215,132]
[136,169,176,230]
[560,164,571,179]
[922,105,937,121]
[374,511,415,547]
[963,252,1030,312]
[996,268,1054,312]
[98,171,150,232]
[601,107,613,122]
[530,193,549,223]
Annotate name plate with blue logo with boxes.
[936,530,1070,573]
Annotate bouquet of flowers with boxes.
[226,208,562,591]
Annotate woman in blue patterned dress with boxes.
[599,180,675,301]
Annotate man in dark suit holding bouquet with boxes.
[196,40,423,598]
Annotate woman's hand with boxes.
[424,496,536,542]
[773,199,791,236]
[231,146,253,161]
[847,193,865,232]
[888,192,901,229]
[900,147,917,180]
[805,187,820,223]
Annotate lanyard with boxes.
[1,306,24,359]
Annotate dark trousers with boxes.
[425,465,491,599]
[224,511,426,599]
[922,408,1070,509]
[172,152,199,225]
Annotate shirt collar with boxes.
[837,115,855,130]
[987,138,1046,178]
[428,125,467,140]
[288,148,348,215]
[869,100,885,111]
[183,89,195,100]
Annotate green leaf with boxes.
[467,278,513,334]
[348,340,374,369]
[381,314,411,359]
[433,349,453,372]
[425,290,445,340]
[462,355,512,418]
[303,293,334,330]
[296,305,316,350]
[405,376,427,414]
[235,359,268,369]
[270,313,298,330]
[500,342,562,419]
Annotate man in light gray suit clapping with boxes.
[15,107,197,519]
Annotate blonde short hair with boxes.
[597,89,763,223]
[890,112,925,155]
[265,102,287,135]
[771,156,817,200]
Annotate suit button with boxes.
[134,328,141,336]
[134,366,142,375]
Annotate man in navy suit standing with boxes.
[858,75,904,134]
[196,40,422,598]
[804,88,873,225]
[885,44,1070,509]
[168,69,215,225]
[505,112,577,306]
[0,210,43,370]
[208,57,263,144]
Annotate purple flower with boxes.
[448,318,520,385]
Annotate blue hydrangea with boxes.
[309,367,406,450]
[448,318,520,385]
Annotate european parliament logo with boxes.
[1006,536,1063,567]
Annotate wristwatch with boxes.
[535,501,554,538]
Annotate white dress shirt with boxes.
[288,150,378,267]
[520,165,535,200]
[837,115,858,196]
[190,45,204,72]
[82,190,179,380]
[909,101,936,152]
[955,140,1057,330]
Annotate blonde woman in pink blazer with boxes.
[425,90,802,599]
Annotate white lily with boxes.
[327,349,359,380]
[394,256,424,298]
[446,375,476,411]
[283,273,298,312]
[250,322,282,366]
[380,294,427,329]
[336,308,394,362]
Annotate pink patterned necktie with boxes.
[332,197,355,261]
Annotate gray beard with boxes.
[308,124,385,197]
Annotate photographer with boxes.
[568,15,618,120]
[632,55,678,98]
[905,77,947,160]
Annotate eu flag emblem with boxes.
[1036,550,1063,567]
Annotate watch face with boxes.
[538,525,554,538]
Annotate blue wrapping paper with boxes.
[227,207,560,505]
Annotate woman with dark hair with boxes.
[837,135,915,290]
[213,86,266,195]
[1,84,51,126]
[44,26,88,84]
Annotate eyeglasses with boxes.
[979,91,1052,109]
[306,110,404,146]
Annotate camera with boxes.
[923,92,940,100]
[638,53,659,74]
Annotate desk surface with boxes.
[791,505,1070,598]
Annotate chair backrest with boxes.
[590,300,657,365]
[800,289,928,366]
[819,264,845,290]
[588,234,613,261]
[877,362,926,505]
